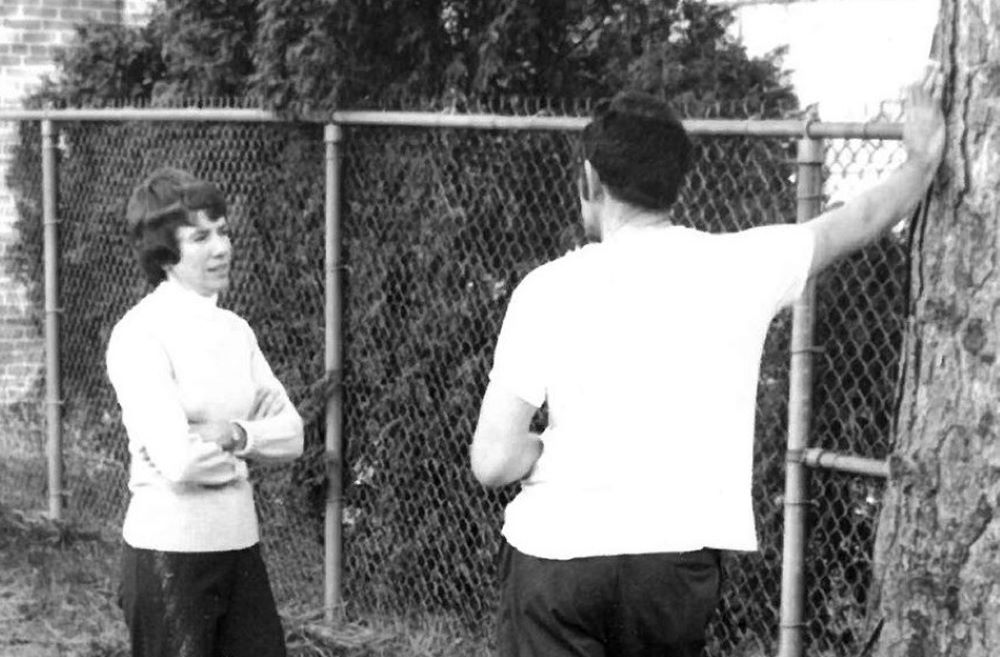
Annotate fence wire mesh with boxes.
[806,126,906,656]
[3,119,329,613]
[0,107,907,656]
[0,118,47,513]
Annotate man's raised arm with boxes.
[804,64,946,277]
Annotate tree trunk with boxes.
[873,1,1000,656]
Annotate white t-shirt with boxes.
[489,223,815,559]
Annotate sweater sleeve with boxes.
[106,319,240,486]
[232,326,304,463]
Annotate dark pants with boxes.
[497,542,721,657]
[118,543,286,657]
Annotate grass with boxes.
[287,613,493,656]
[0,402,493,657]
[0,505,125,657]
[0,502,493,657]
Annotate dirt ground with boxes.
[0,506,126,657]
[0,503,492,657]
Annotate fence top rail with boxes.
[0,107,902,140]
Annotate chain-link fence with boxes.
[0,104,907,656]
[2,117,329,611]
[0,114,47,515]
[805,111,907,656]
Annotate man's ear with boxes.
[581,160,604,202]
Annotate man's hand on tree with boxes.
[904,62,946,170]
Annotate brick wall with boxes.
[1,0,152,404]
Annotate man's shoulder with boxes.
[724,223,816,269]
[541,242,605,275]
[723,222,813,248]
[517,244,598,292]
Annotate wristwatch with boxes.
[228,422,249,452]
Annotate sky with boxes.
[718,0,940,121]
[710,0,940,201]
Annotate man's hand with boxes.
[470,381,542,487]
[189,420,245,452]
[903,62,946,170]
[250,387,286,420]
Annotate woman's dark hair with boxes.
[581,91,693,211]
[124,167,227,285]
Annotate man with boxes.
[470,66,945,657]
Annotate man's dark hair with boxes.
[125,167,227,285]
[581,91,693,211]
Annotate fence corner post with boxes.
[324,122,345,624]
[778,118,824,657]
[41,119,63,521]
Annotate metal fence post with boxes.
[778,125,824,657]
[41,119,63,521]
[324,123,345,622]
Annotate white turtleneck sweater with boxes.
[106,279,304,552]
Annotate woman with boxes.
[106,167,303,657]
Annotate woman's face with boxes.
[165,210,232,297]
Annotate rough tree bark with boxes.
[872,1,1000,656]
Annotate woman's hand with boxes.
[190,420,246,452]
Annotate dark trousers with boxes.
[497,542,721,657]
[119,543,286,657]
